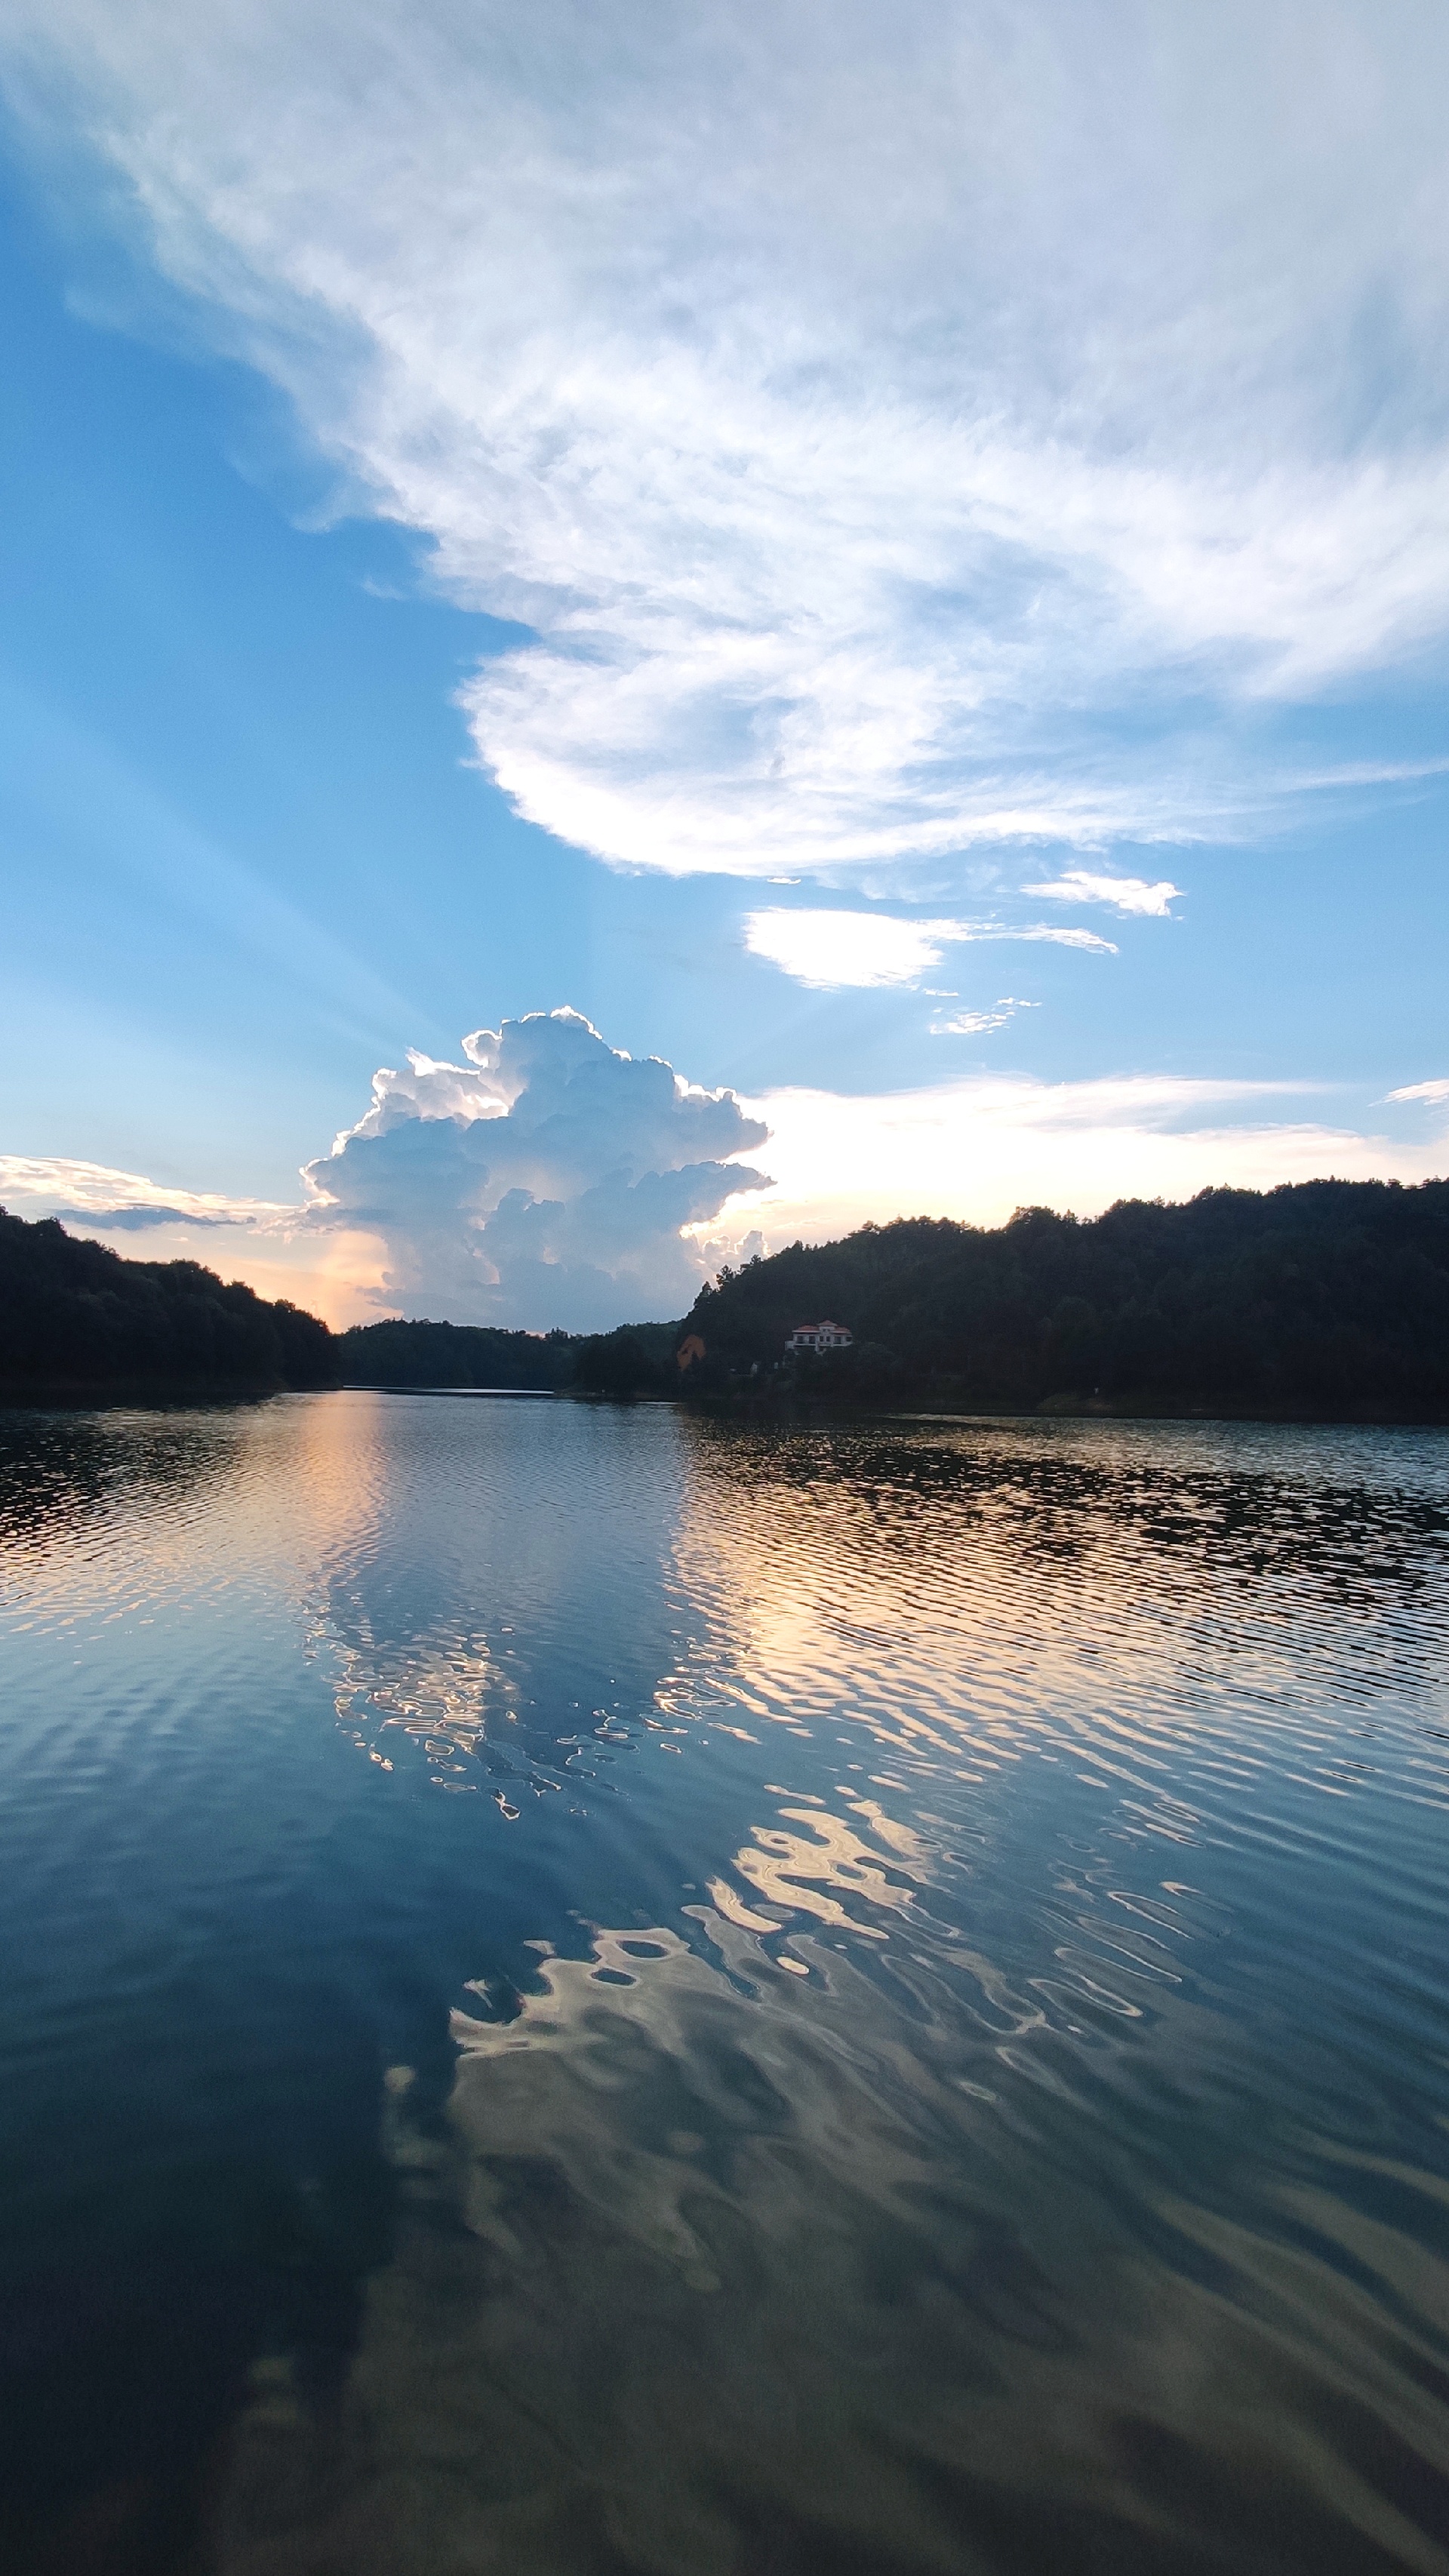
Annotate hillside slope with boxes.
[678,1181,1449,1417]
[0,1208,337,1397]
[337,1316,684,1392]
[338,1317,576,1388]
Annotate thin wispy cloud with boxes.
[1022,872,1182,918]
[725,1073,1447,1257]
[0,1156,294,1230]
[6,3,1449,873]
[1386,1079,1449,1104]
[1289,759,1449,794]
[743,909,1115,990]
[931,999,1038,1039]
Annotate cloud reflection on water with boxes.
[226,1405,1449,2573]
[216,1908,1449,2576]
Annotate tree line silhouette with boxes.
[676,1180,1449,1417]
[7,1179,1449,1417]
[0,1209,334,1396]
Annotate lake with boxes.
[2,1392,1447,2574]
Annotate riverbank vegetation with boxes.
[334,1318,681,1389]
[337,1316,574,1389]
[678,1180,1449,1420]
[7,1177,1448,1417]
[0,1208,336,1398]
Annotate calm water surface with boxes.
[2,1393,1447,2573]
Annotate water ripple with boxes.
[2,1399,1447,2570]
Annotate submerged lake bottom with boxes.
[1,1393,1447,2574]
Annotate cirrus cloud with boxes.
[743,909,1115,990]
[5,2,1449,873]
[726,1073,1449,1255]
[1386,1078,1449,1105]
[0,1154,294,1230]
[1022,872,1183,917]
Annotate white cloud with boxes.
[1022,872,1183,917]
[0,1155,294,1230]
[743,908,1114,989]
[301,1008,770,1328]
[1386,1078,1449,1104]
[7,3,1449,872]
[0,1154,387,1322]
[743,912,946,989]
[11,1042,1446,1332]
[717,1073,1449,1253]
[1290,758,1449,793]
[930,998,1038,1038]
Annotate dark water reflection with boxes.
[2,1397,1447,2572]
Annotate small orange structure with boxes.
[676,1333,707,1372]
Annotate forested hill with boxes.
[337,1315,681,1391]
[11,1179,1449,1415]
[0,1208,337,1397]
[338,1317,577,1388]
[679,1180,1449,1418]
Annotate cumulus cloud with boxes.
[1022,872,1183,917]
[302,1008,771,1328]
[6,2,1449,872]
[9,1042,1446,1332]
[743,909,1114,989]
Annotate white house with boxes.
[786,1320,854,1353]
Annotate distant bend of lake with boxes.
[2,1393,1447,2574]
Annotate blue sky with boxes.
[2,2,1447,1327]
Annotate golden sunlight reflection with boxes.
[729,1802,917,1937]
[0,1392,389,1628]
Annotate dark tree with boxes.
[571,1321,681,1396]
[338,1317,577,1389]
[673,1181,1449,1419]
[0,1209,340,1398]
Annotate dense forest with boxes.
[0,1208,337,1397]
[674,1180,1449,1418]
[0,1216,678,1404]
[338,1316,575,1388]
[8,1179,1449,1417]
[338,1315,681,1393]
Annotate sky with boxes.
[1,0,1447,1329]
